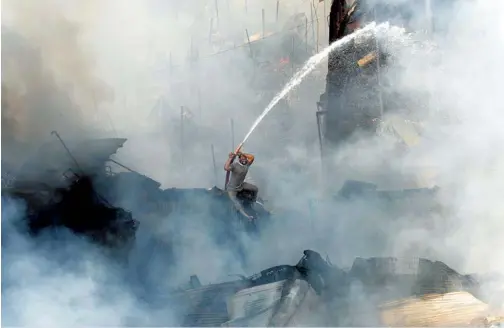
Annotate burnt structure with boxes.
[319,0,462,148]
[1,135,270,263]
[171,249,492,326]
[2,137,139,253]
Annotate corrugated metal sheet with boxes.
[223,279,316,327]
[269,279,312,326]
[182,313,230,327]
[172,280,246,327]
[228,280,286,320]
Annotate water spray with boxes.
[225,21,391,188]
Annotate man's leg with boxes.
[227,190,252,219]
[242,182,259,202]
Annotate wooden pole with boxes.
[310,5,315,46]
[315,101,326,164]
[245,28,257,79]
[374,8,384,119]
[169,52,173,74]
[198,87,202,119]
[316,110,324,160]
[211,144,218,186]
[276,0,279,23]
[305,16,308,53]
[262,8,265,38]
[230,118,235,150]
[208,18,214,44]
[311,1,319,52]
[244,0,247,13]
[291,35,295,74]
[215,0,219,26]
[323,0,327,43]
[245,29,253,58]
[180,106,185,163]
[190,37,194,66]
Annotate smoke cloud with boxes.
[2,0,504,325]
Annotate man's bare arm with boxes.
[224,152,235,171]
[244,153,255,165]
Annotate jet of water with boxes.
[238,21,391,148]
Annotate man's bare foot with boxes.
[238,209,253,220]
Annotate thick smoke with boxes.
[2,0,504,325]
[318,0,504,306]
[1,0,116,169]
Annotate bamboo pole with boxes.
[215,0,219,26]
[315,3,319,52]
[211,144,218,186]
[276,0,279,22]
[374,8,384,119]
[316,102,325,190]
[180,106,185,164]
[198,86,202,119]
[311,0,320,53]
[305,16,308,52]
[310,4,315,43]
[190,36,194,66]
[323,0,327,43]
[316,109,324,160]
[230,118,235,151]
[245,29,253,57]
[262,8,265,38]
[208,18,214,44]
[291,35,295,74]
[169,52,173,74]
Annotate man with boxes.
[224,151,259,219]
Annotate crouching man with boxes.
[224,151,259,219]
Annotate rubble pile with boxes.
[172,250,503,327]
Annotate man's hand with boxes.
[224,153,235,171]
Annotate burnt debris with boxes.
[2,137,139,252]
[173,249,488,327]
[25,175,138,249]
[2,136,270,261]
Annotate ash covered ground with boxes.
[2,0,504,326]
